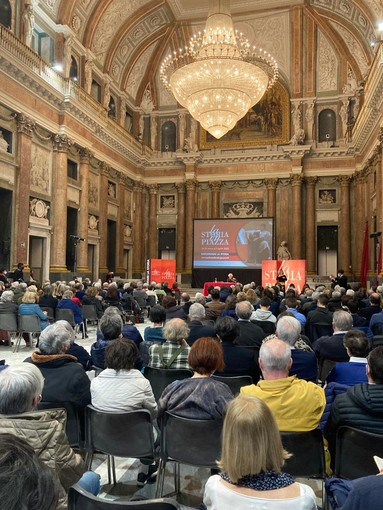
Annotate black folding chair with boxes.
[37,401,83,448]
[55,308,80,335]
[334,426,383,479]
[85,406,155,485]
[68,484,180,509]
[281,429,326,505]
[82,304,99,328]
[143,367,193,402]
[156,411,222,498]
[211,374,252,395]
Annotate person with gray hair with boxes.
[314,309,353,364]
[56,319,93,371]
[92,307,144,368]
[24,323,91,410]
[187,302,216,346]
[0,363,99,505]
[240,338,325,431]
[149,318,191,369]
[235,300,266,353]
[0,290,18,346]
[276,316,318,382]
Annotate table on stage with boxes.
[203,281,234,296]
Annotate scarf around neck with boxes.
[220,470,294,490]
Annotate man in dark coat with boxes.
[235,301,266,355]
[214,316,260,382]
[324,345,383,463]
[187,303,216,345]
[314,310,352,363]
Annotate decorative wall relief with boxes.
[223,201,264,218]
[88,214,99,231]
[29,198,50,220]
[30,144,50,194]
[88,180,99,207]
[160,194,176,210]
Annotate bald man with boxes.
[240,338,325,431]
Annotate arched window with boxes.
[0,1,11,29]
[69,56,78,81]
[161,121,176,152]
[318,109,336,143]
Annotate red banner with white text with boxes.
[262,260,306,295]
[147,259,176,287]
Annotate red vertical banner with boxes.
[148,259,176,287]
[262,260,306,294]
[360,222,369,286]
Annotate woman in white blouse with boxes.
[91,338,157,486]
[203,395,317,510]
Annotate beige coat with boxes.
[0,408,85,509]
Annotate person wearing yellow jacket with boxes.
[240,337,325,431]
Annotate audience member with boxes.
[82,286,104,318]
[158,337,232,420]
[276,316,317,382]
[203,395,317,510]
[0,433,61,510]
[24,323,91,411]
[56,319,93,371]
[214,316,259,382]
[0,363,99,507]
[235,300,266,353]
[240,338,325,431]
[324,346,383,461]
[314,310,353,362]
[358,292,382,322]
[187,303,216,345]
[144,305,166,346]
[19,290,49,332]
[250,296,276,335]
[149,318,191,369]
[38,285,58,309]
[326,330,369,385]
[205,288,225,320]
[91,310,123,368]
[162,295,187,321]
[284,296,306,328]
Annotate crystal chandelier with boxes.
[160,0,278,139]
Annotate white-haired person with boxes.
[24,323,91,411]
[0,290,18,346]
[203,395,317,510]
[0,363,100,510]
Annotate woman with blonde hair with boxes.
[19,291,49,333]
[203,395,317,509]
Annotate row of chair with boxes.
[142,367,252,402]
[68,402,382,508]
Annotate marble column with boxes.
[290,174,303,259]
[338,175,351,274]
[305,177,317,274]
[15,113,34,269]
[185,179,197,271]
[50,134,72,274]
[132,182,144,275]
[77,148,92,272]
[98,163,109,275]
[209,181,221,218]
[148,184,158,260]
[116,174,126,275]
[265,178,278,218]
[376,148,383,236]
[176,183,186,273]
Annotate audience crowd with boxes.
[0,270,382,509]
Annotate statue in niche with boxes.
[292,102,302,134]
[84,59,94,94]
[0,131,9,152]
[22,4,34,47]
